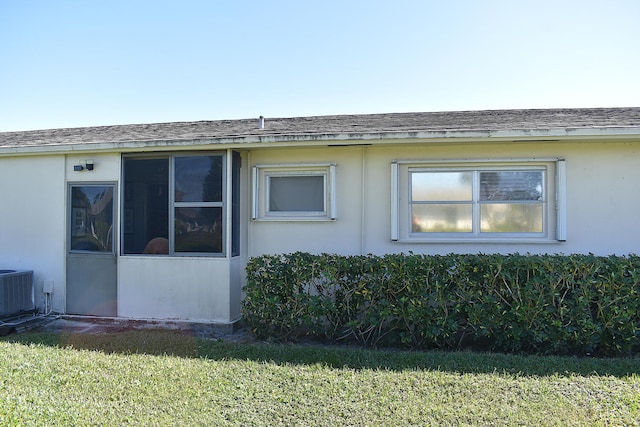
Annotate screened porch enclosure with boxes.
[122,152,240,257]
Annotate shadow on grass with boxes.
[3,329,639,378]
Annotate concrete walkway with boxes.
[10,315,254,343]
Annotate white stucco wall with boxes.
[0,155,66,313]
[561,141,640,254]
[248,140,640,257]
[118,257,234,322]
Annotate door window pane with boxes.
[70,186,114,252]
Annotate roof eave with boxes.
[1,126,639,156]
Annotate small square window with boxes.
[268,175,325,213]
[253,164,336,220]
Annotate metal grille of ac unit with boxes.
[0,270,34,316]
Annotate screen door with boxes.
[66,184,117,316]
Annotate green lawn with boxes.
[1,330,639,426]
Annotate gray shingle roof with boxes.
[1,107,639,153]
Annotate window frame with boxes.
[391,159,566,243]
[252,163,337,221]
[172,154,225,255]
[121,152,227,257]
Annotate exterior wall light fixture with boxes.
[74,160,94,171]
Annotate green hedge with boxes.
[242,252,640,356]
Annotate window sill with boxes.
[120,254,227,258]
[395,238,563,244]
[253,217,336,222]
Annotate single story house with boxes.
[1,107,639,326]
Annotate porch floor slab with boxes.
[21,315,252,342]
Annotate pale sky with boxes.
[1,0,638,132]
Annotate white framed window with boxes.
[253,163,336,220]
[391,159,566,242]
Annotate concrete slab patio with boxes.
[6,314,253,343]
